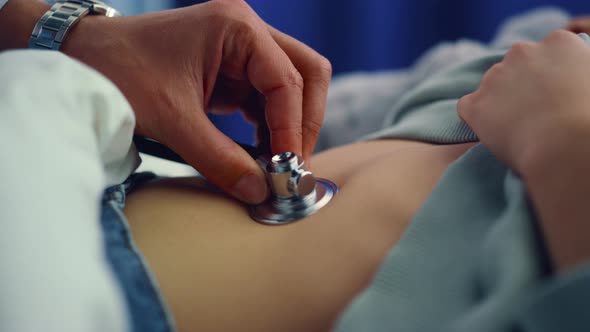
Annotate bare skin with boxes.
[124,140,475,332]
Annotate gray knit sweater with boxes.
[332,12,590,332]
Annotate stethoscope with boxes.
[133,135,338,225]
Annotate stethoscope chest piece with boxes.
[250,152,338,225]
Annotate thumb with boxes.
[166,112,268,204]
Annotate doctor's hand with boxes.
[64,0,332,204]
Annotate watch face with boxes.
[85,0,112,5]
[52,1,123,17]
[92,3,123,17]
[55,0,107,4]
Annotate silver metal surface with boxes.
[29,0,121,51]
[288,169,315,197]
[251,152,339,225]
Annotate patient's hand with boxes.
[457,30,590,175]
[458,30,590,273]
[567,16,590,34]
[62,0,332,204]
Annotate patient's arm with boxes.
[521,138,590,273]
[567,16,590,34]
[124,140,474,332]
[457,30,590,274]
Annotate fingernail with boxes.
[233,173,268,204]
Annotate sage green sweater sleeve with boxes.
[517,264,590,332]
[360,50,503,144]
[334,33,590,332]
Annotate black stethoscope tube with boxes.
[132,135,263,165]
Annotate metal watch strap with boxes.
[29,1,120,50]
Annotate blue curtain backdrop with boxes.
[173,0,590,144]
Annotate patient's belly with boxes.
[124,140,474,332]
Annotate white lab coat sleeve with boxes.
[0,50,140,332]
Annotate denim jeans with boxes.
[100,172,175,332]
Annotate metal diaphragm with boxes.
[250,152,338,225]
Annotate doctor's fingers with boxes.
[268,26,332,161]
[236,25,305,158]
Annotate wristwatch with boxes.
[29,0,121,50]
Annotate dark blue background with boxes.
[175,0,590,144]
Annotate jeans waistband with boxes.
[100,172,175,332]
